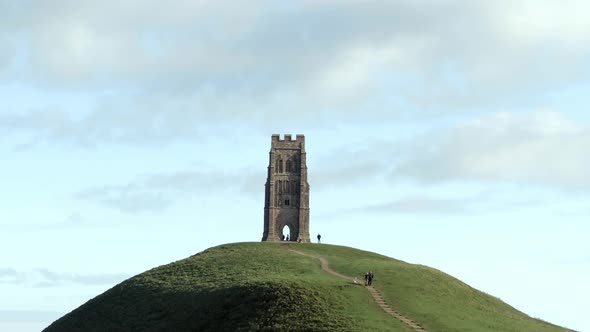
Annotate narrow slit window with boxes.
[285,199,290,206]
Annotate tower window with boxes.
[285,199,290,206]
[286,160,292,172]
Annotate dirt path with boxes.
[287,246,427,332]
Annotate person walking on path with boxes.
[317,233,321,243]
[364,272,370,286]
[368,271,374,286]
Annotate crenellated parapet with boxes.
[271,134,306,150]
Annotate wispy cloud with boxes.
[0,268,21,283]
[0,268,128,287]
[365,196,470,215]
[0,310,61,321]
[559,256,590,266]
[393,110,590,190]
[325,188,553,218]
[75,168,264,213]
[311,148,384,190]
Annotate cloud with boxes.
[334,188,547,217]
[311,149,383,190]
[0,268,21,284]
[559,256,590,266]
[33,269,127,287]
[0,99,209,149]
[2,1,590,148]
[75,168,264,213]
[361,196,469,215]
[76,185,173,214]
[3,1,589,94]
[393,110,590,190]
[493,0,590,46]
[2,212,96,231]
[0,310,61,322]
[0,268,127,287]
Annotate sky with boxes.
[1,1,589,331]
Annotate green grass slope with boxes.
[44,243,571,332]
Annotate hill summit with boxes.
[44,243,571,331]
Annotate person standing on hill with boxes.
[368,271,374,286]
[317,234,321,243]
[364,272,369,286]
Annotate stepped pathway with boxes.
[286,245,427,332]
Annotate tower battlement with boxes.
[271,134,305,142]
[271,134,305,149]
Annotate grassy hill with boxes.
[44,242,571,332]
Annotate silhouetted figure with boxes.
[286,234,290,241]
[364,272,369,286]
[368,271,374,286]
[282,235,285,241]
[317,234,321,243]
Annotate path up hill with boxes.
[44,242,572,332]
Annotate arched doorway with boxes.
[282,225,291,241]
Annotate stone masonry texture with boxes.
[262,134,310,242]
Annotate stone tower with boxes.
[262,134,310,242]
